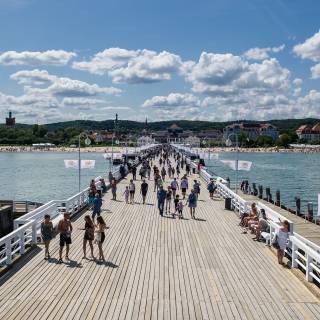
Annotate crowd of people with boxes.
[40,146,219,262]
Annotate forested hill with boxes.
[1,118,320,133]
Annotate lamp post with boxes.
[225,133,239,194]
[78,132,91,192]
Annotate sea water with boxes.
[206,152,320,213]
[0,152,319,213]
[0,152,111,203]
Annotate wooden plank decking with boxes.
[0,159,319,319]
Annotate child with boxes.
[123,186,129,204]
[178,200,183,219]
[173,194,179,218]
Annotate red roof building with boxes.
[296,123,320,141]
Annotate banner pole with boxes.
[78,134,81,193]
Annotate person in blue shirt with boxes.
[92,193,102,222]
[186,189,197,219]
[157,185,167,216]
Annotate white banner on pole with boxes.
[199,152,219,160]
[64,160,95,169]
[220,160,253,171]
[64,160,78,169]
[103,152,122,159]
[81,160,95,169]
[220,160,236,170]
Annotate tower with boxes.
[6,111,15,127]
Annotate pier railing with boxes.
[0,147,154,267]
[0,170,114,266]
[186,154,320,286]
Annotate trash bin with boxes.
[225,198,232,210]
[192,168,196,174]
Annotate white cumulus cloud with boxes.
[142,93,201,109]
[0,50,76,66]
[244,44,285,60]
[293,30,320,62]
[73,47,187,84]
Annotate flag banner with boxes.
[64,160,78,169]
[64,160,95,169]
[81,160,95,169]
[220,160,253,171]
[104,152,123,159]
[238,160,253,171]
[220,160,236,170]
[199,152,219,160]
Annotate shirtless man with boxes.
[58,213,73,263]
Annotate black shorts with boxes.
[181,188,186,193]
[60,233,72,247]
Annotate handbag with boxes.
[272,234,280,249]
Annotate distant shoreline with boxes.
[0,146,319,153]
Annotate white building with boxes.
[137,136,155,146]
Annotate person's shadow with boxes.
[66,259,83,268]
[96,261,119,268]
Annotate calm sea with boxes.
[207,152,320,213]
[0,152,319,213]
[0,152,111,203]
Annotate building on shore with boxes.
[223,122,279,142]
[296,123,320,142]
[5,111,15,127]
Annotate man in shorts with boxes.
[58,213,73,263]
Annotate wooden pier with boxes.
[0,161,319,319]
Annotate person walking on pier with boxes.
[58,213,73,263]
[140,179,148,204]
[193,180,201,200]
[41,214,54,260]
[123,186,129,204]
[180,176,188,199]
[95,216,107,262]
[82,215,95,260]
[272,220,290,265]
[111,178,117,200]
[131,166,137,180]
[129,179,136,204]
[165,186,172,213]
[187,189,197,219]
[207,178,216,199]
[157,185,167,216]
[170,178,179,197]
[92,193,103,222]
[161,167,166,182]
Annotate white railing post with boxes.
[291,242,297,268]
[306,254,312,282]
[32,223,37,244]
[5,239,12,265]
[20,230,25,255]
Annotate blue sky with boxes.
[1,0,320,123]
